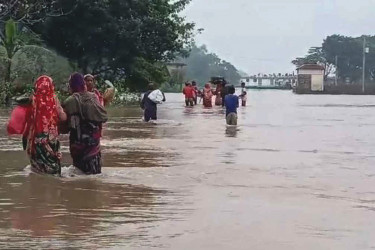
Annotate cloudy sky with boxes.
[183,0,375,75]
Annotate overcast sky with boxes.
[183,0,375,75]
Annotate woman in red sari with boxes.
[23,76,66,175]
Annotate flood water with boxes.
[1,90,375,249]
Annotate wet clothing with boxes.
[63,91,108,174]
[29,133,61,175]
[183,86,195,106]
[240,87,247,107]
[215,95,222,106]
[183,86,195,99]
[141,90,165,122]
[192,86,199,105]
[24,76,61,175]
[226,112,238,125]
[203,84,213,108]
[214,84,223,106]
[221,85,229,107]
[185,98,194,107]
[224,94,239,116]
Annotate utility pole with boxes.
[362,36,366,93]
[335,55,338,86]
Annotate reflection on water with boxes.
[1,91,375,249]
[225,126,238,138]
[0,171,181,249]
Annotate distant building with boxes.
[240,73,296,89]
[296,64,325,92]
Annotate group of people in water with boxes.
[8,73,114,177]
[183,80,248,125]
[7,75,247,177]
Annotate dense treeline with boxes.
[183,44,241,86]
[0,0,195,101]
[0,0,243,102]
[31,0,195,90]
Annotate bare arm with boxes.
[56,97,67,122]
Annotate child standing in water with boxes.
[224,85,239,125]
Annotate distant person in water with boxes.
[84,74,115,106]
[239,82,247,107]
[203,83,213,108]
[192,81,199,105]
[63,73,108,174]
[183,82,194,106]
[221,80,229,107]
[214,82,223,106]
[224,85,239,125]
[140,83,166,122]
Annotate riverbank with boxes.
[112,92,141,105]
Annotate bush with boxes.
[160,82,182,93]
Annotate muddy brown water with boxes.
[0,91,375,249]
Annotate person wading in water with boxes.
[224,85,239,125]
[84,74,115,107]
[62,73,108,174]
[182,82,194,107]
[140,83,166,122]
[14,76,67,175]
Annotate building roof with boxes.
[297,64,325,71]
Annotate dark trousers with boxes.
[144,107,157,121]
[185,98,194,106]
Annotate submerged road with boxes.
[0,90,375,249]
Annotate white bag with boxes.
[148,89,164,104]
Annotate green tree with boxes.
[0,19,71,102]
[183,44,241,86]
[0,0,76,25]
[322,35,363,82]
[292,46,333,79]
[32,0,195,90]
[0,19,45,82]
[295,35,375,83]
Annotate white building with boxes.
[240,74,296,88]
[296,64,325,91]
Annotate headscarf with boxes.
[69,72,86,93]
[84,74,94,80]
[28,75,58,154]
